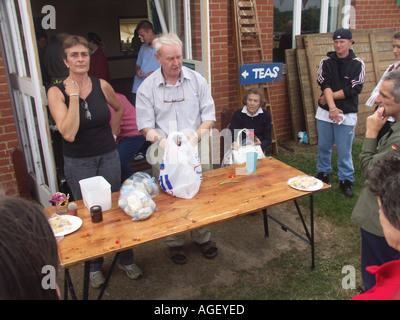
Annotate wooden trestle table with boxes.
[46,157,330,300]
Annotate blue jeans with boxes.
[316,119,355,182]
[64,149,134,270]
[117,135,146,182]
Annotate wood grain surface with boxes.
[46,157,329,268]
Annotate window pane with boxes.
[273,0,293,62]
[328,0,349,32]
[13,0,31,77]
[301,0,321,35]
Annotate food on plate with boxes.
[49,216,72,234]
[289,175,319,190]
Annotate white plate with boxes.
[287,175,323,192]
[49,215,82,237]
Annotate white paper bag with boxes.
[158,132,203,199]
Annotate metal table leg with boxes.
[262,195,315,269]
[64,268,78,300]
[83,261,90,300]
[98,252,120,300]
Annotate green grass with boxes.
[199,137,365,300]
[275,138,364,226]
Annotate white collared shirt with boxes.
[136,66,216,137]
[242,106,263,117]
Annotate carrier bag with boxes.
[158,132,203,199]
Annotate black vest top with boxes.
[56,77,116,158]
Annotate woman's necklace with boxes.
[80,77,91,92]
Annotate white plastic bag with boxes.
[223,129,265,165]
[118,172,159,221]
[158,132,203,199]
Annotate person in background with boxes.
[87,32,111,84]
[229,87,272,152]
[315,28,365,198]
[108,93,146,182]
[47,35,142,288]
[366,31,400,141]
[136,33,217,265]
[44,32,69,84]
[36,31,50,85]
[352,150,400,300]
[351,70,400,293]
[0,196,59,299]
[131,20,160,107]
[131,21,160,161]
[131,28,142,55]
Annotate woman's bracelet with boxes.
[69,93,79,97]
[329,108,338,113]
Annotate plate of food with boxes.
[48,214,82,237]
[288,175,323,192]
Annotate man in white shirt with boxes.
[136,33,217,265]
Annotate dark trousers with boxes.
[361,228,400,291]
[64,149,134,271]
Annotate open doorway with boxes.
[1,0,210,205]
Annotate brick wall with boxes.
[209,0,292,141]
[0,0,399,196]
[353,0,400,29]
[0,49,20,196]
[209,0,400,142]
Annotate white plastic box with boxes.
[79,176,111,211]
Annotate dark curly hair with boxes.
[368,150,400,231]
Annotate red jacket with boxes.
[352,260,400,300]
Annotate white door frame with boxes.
[0,0,57,206]
[152,0,211,82]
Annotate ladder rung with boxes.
[239,10,255,17]
[242,47,262,52]
[241,27,258,33]
[238,1,254,8]
[240,19,256,25]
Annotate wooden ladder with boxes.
[232,0,279,155]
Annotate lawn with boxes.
[208,137,365,300]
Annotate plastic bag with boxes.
[298,131,308,144]
[222,129,265,166]
[158,132,202,199]
[118,172,159,221]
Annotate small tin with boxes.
[90,205,103,223]
[68,202,78,216]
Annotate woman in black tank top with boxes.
[47,35,142,287]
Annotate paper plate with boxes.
[287,175,323,192]
[49,214,82,237]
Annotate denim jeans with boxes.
[316,119,355,182]
[64,149,134,271]
[117,135,146,182]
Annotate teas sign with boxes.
[240,63,283,85]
